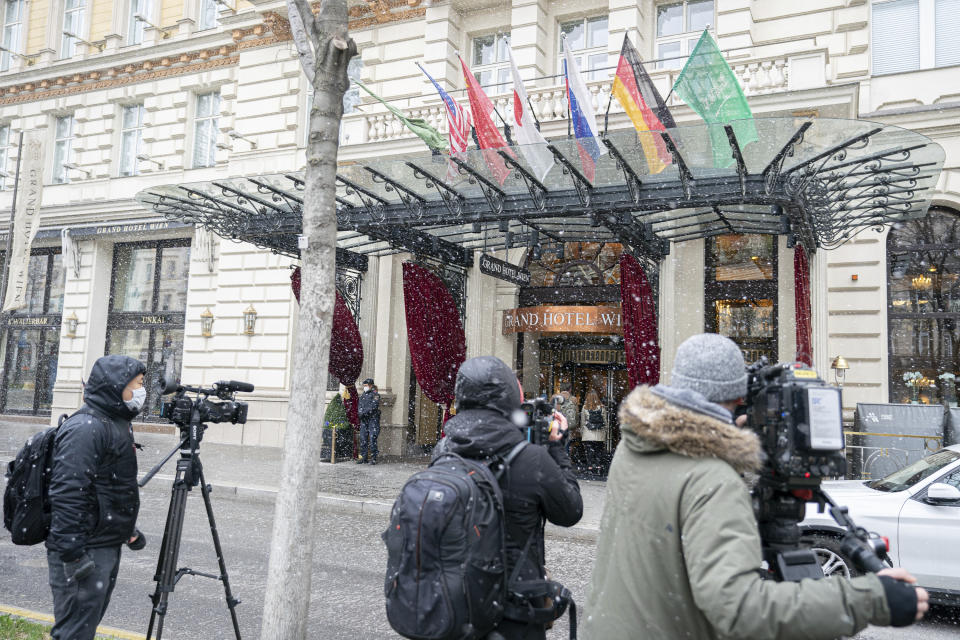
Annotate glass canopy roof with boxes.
[137,117,945,267]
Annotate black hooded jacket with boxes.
[46,355,147,560]
[435,356,583,590]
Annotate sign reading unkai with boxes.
[502,305,623,335]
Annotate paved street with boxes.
[2,420,959,638]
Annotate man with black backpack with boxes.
[45,355,149,640]
[384,355,583,640]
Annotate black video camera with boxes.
[743,358,846,486]
[158,377,253,427]
[518,396,560,445]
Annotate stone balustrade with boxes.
[342,54,792,147]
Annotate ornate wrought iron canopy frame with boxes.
[136,118,944,269]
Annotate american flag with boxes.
[419,64,471,154]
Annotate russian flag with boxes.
[563,42,605,182]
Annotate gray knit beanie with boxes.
[670,333,747,402]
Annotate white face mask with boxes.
[363,386,371,393]
[125,387,146,412]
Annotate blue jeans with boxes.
[47,546,122,640]
[359,418,380,461]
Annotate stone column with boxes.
[423,1,464,93]
[510,0,550,84]
[607,0,655,59]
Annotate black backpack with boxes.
[3,414,68,545]
[383,441,528,640]
[586,408,604,431]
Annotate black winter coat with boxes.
[435,357,583,590]
[358,389,380,426]
[46,355,146,560]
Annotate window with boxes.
[705,234,778,363]
[559,17,609,81]
[192,92,220,168]
[107,240,191,418]
[0,249,64,415]
[873,0,960,75]
[656,1,714,69]
[1,0,24,71]
[472,32,511,94]
[61,0,85,59]
[0,124,10,189]
[887,208,960,405]
[128,0,151,45]
[119,104,144,176]
[198,0,217,30]
[52,115,74,184]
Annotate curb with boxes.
[0,603,145,639]
[145,474,600,542]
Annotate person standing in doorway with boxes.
[580,389,607,478]
[554,381,579,453]
[358,377,381,465]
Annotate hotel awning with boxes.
[136,117,945,268]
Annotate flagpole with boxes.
[602,91,614,137]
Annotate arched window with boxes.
[887,207,960,405]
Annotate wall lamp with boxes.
[216,142,232,151]
[215,0,237,13]
[0,45,35,65]
[830,355,849,388]
[62,162,91,178]
[133,14,175,39]
[243,304,257,335]
[227,129,257,149]
[64,311,79,338]
[200,307,214,337]
[136,154,164,170]
[62,31,105,52]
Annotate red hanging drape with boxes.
[794,245,813,366]
[402,262,466,421]
[619,253,660,390]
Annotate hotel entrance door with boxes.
[538,340,631,476]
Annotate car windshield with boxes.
[867,449,960,492]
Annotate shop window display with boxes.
[107,240,190,418]
[1,250,64,415]
[887,207,960,405]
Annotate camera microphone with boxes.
[218,380,255,393]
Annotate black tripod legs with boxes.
[146,454,241,639]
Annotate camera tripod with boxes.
[140,424,242,639]
[755,479,888,582]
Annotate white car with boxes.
[800,444,960,605]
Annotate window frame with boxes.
[197,0,218,31]
[471,32,511,95]
[1,0,24,72]
[871,0,958,75]
[61,0,86,59]
[192,91,220,169]
[52,114,75,185]
[128,0,151,45]
[654,0,715,70]
[558,16,610,81]
[119,104,145,176]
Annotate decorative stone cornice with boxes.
[0,6,424,106]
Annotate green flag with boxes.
[672,30,757,167]
[355,81,448,153]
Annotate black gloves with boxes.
[878,575,919,627]
[63,552,96,583]
[127,529,147,551]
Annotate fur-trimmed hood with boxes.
[618,385,762,474]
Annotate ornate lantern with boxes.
[243,304,257,335]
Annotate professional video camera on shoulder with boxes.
[743,357,846,485]
[515,396,560,445]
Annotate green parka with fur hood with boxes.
[583,385,893,639]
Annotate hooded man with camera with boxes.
[435,356,583,639]
[45,355,149,640]
[583,333,927,639]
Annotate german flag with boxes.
[612,36,675,174]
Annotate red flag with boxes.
[459,55,512,185]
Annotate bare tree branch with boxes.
[287,0,317,80]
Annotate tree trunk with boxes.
[260,2,356,638]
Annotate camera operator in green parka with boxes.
[583,333,927,640]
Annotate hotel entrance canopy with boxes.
[136,118,945,268]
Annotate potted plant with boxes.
[939,372,957,407]
[903,371,923,404]
[321,393,354,463]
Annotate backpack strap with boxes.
[492,440,528,482]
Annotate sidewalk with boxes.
[0,419,605,542]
